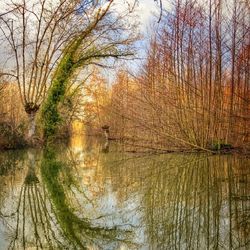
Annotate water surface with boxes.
[0,136,249,249]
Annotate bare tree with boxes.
[0,0,136,140]
[97,0,250,152]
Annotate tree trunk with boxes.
[27,112,36,140]
[104,130,109,140]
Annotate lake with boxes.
[0,136,249,249]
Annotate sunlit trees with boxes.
[41,1,136,141]
[0,0,88,138]
[0,0,248,151]
[0,0,136,142]
[161,0,250,149]
[95,0,249,152]
[0,80,26,149]
[81,68,110,135]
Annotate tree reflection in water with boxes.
[0,150,68,249]
[139,155,250,249]
[0,139,249,249]
[0,146,134,250]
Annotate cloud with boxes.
[111,0,160,32]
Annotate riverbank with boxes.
[105,136,250,156]
[1,134,250,157]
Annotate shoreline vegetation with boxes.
[0,133,249,157]
[0,0,249,155]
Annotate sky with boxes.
[0,0,160,24]
[105,0,164,79]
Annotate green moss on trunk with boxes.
[41,45,77,141]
